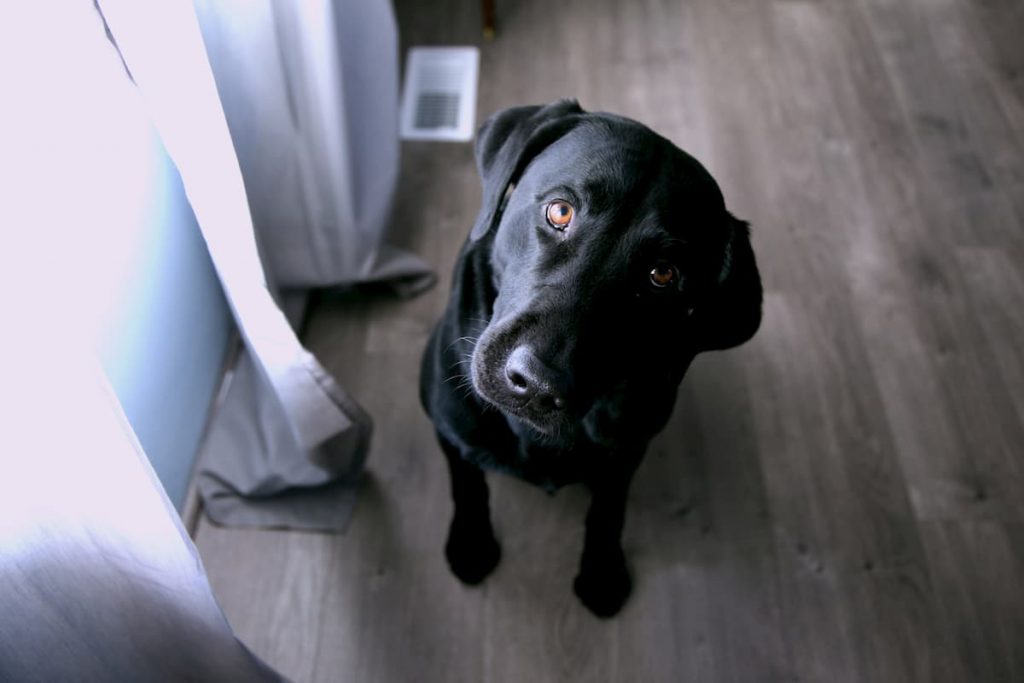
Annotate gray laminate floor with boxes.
[194,0,1024,680]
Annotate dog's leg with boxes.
[438,433,501,585]
[574,462,638,617]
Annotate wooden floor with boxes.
[194,0,1024,680]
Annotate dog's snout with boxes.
[504,346,568,411]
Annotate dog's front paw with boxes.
[573,550,632,618]
[445,518,501,585]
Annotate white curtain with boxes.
[100,0,432,530]
[1,0,427,673]
[0,3,282,677]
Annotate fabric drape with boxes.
[102,0,432,530]
[1,4,283,677]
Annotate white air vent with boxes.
[400,47,479,142]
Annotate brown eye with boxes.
[545,200,574,229]
[649,262,678,288]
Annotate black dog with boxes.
[419,100,762,617]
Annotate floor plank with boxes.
[920,521,1024,682]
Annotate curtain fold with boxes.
[98,0,423,530]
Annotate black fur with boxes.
[419,100,762,617]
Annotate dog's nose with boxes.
[504,346,569,411]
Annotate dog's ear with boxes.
[692,213,763,352]
[469,99,585,241]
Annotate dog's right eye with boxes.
[545,200,574,230]
[649,261,679,288]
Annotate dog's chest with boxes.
[472,424,604,492]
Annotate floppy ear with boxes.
[692,214,763,352]
[469,99,585,241]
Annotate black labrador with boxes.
[419,100,762,617]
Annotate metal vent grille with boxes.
[414,92,461,129]
[400,47,479,142]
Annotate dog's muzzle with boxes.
[471,338,575,432]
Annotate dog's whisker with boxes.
[447,355,476,377]
[443,335,480,354]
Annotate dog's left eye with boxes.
[649,261,679,288]
[545,200,574,229]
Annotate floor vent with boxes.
[400,47,479,142]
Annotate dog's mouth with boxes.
[477,392,566,435]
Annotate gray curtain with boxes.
[193,0,434,292]
[104,0,433,531]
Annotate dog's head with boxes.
[468,101,761,442]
